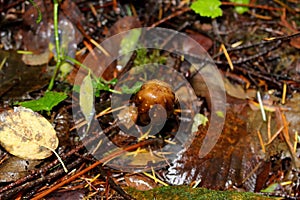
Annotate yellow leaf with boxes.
[0,107,58,160]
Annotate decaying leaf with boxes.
[0,107,58,159]
[224,78,256,100]
[0,156,41,182]
[165,106,266,191]
[22,49,52,66]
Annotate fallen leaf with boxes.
[22,49,52,66]
[0,107,58,159]
[187,32,213,51]
[0,156,41,182]
[165,105,266,191]
[224,78,249,99]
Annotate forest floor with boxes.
[0,0,300,199]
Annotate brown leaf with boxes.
[165,105,266,191]
[0,156,41,182]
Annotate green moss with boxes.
[125,186,278,200]
[133,48,167,67]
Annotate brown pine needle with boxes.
[221,44,234,70]
[242,162,262,184]
[89,38,110,57]
[83,40,96,58]
[70,106,126,131]
[88,3,98,18]
[0,56,7,71]
[280,111,300,167]
[265,126,284,145]
[257,130,266,153]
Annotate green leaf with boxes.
[230,0,249,14]
[103,78,118,86]
[73,78,119,98]
[261,183,280,193]
[19,91,67,112]
[94,80,110,91]
[121,81,143,94]
[80,72,95,124]
[190,0,222,19]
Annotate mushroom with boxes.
[133,79,176,125]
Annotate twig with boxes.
[0,158,84,200]
[279,110,300,168]
[214,40,282,65]
[31,139,162,199]
[212,32,300,59]
[97,166,135,200]
[150,7,191,28]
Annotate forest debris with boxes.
[0,156,41,182]
[223,78,254,100]
[290,37,300,49]
[124,174,158,191]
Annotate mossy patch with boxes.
[125,186,277,200]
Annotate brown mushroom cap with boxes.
[133,79,176,125]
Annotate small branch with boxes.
[31,138,162,199]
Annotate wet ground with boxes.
[0,0,300,199]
